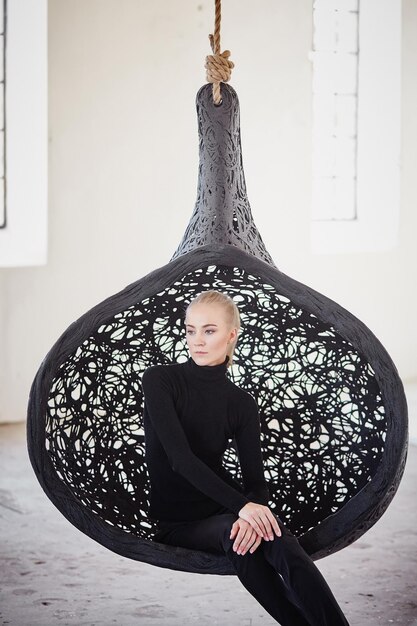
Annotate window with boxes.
[310,0,401,253]
[0,1,6,228]
[0,0,47,266]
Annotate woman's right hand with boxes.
[238,502,282,541]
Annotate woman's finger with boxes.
[239,530,257,555]
[239,510,265,538]
[248,515,268,538]
[249,508,267,535]
[239,504,269,538]
[249,533,262,554]
[229,520,239,539]
[232,522,246,551]
[235,526,258,555]
[256,508,282,539]
[265,511,281,537]
[233,524,252,553]
[272,513,282,537]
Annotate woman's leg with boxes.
[260,517,350,626]
[153,512,311,626]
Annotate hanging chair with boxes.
[27,81,408,576]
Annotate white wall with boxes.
[0,0,416,422]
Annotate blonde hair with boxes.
[185,290,241,368]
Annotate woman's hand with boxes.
[238,502,282,541]
[229,518,263,555]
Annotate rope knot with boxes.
[205,49,234,85]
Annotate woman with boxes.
[141,289,350,626]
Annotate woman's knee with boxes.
[216,513,239,552]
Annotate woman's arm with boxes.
[232,394,280,541]
[234,392,270,506]
[141,366,250,516]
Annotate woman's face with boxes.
[185,303,237,366]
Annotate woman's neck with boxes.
[185,354,229,381]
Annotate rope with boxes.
[205,0,234,105]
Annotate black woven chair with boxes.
[27,83,408,575]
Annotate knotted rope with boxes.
[205,0,234,105]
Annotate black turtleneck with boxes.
[141,354,270,523]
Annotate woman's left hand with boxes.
[229,518,263,555]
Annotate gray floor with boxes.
[0,421,416,626]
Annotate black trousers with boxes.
[153,506,350,626]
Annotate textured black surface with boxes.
[171,84,276,266]
[27,83,408,575]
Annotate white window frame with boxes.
[310,0,401,254]
[0,0,47,267]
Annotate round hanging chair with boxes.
[27,82,408,576]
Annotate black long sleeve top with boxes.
[141,354,269,523]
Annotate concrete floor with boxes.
[0,422,416,626]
